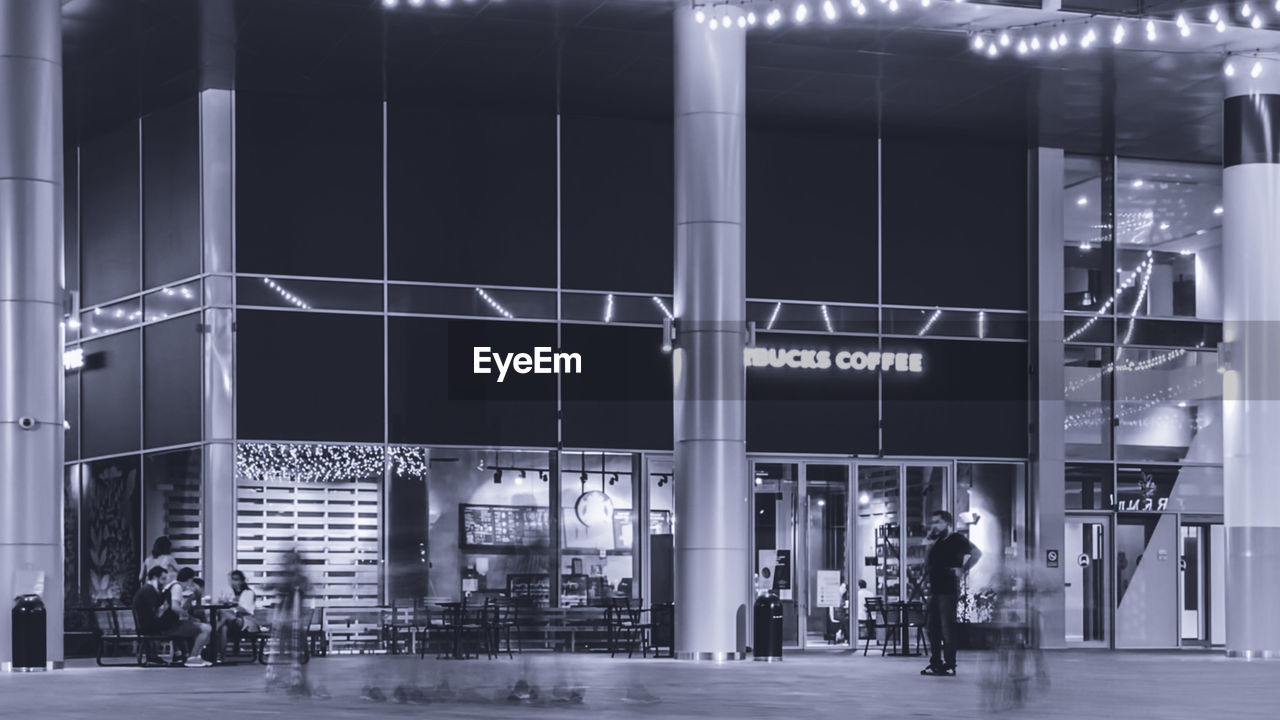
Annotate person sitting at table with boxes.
[186,578,207,623]
[217,569,260,656]
[134,566,212,667]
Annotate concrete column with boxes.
[1222,55,1280,659]
[672,3,748,661]
[0,0,65,670]
[1031,148,1067,649]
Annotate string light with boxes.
[475,287,514,319]
[604,294,614,323]
[236,443,428,483]
[652,296,675,321]
[820,304,834,333]
[767,302,782,331]
[919,307,942,336]
[262,277,311,310]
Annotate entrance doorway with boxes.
[1180,520,1225,646]
[1064,514,1110,646]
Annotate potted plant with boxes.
[956,579,1000,650]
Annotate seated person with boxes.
[134,566,212,667]
[217,569,261,657]
[185,577,207,623]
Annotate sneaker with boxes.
[622,685,661,705]
[184,657,212,668]
[360,686,387,702]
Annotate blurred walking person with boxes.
[265,549,315,696]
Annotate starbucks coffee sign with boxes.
[744,347,924,373]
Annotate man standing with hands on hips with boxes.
[921,510,981,677]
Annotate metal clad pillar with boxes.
[0,0,65,671]
[1222,55,1280,659]
[673,3,748,661]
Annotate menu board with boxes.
[612,510,674,550]
[460,504,550,550]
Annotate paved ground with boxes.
[1,648,1275,719]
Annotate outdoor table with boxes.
[199,601,240,663]
[884,601,922,657]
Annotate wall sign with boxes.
[816,570,843,608]
[745,347,924,373]
[1046,549,1060,568]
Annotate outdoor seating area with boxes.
[78,596,675,666]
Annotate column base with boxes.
[1225,650,1280,660]
[675,651,746,662]
[1,661,61,672]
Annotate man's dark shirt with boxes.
[133,584,164,633]
[925,532,973,596]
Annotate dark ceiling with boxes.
[61,0,1247,162]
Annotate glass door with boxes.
[1180,523,1206,645]
[802,463,851,648]
[1064,514,1110,646]
[753,461,800,646]
[1115,513,1180,648]
[903,465,949,603]
[854,465,903,607]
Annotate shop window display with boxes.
[954,463,1027,622]
[559,452,637,607]
[426,448,552,606]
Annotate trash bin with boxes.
[752,592,784,662]
[11,594,47,671]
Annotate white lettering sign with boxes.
[473,347,583,382]
[745,347,924,373]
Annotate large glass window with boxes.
[142,99,200,289]
[143,448,203,572]
[1064,155,1113,313]
[559,452,636,607]
[80,329,141,458]
[1114,159,1222,321]
[955,463,1027,621]
[1114,348,1221,463]
[1065,345,1113,460]
[79,123,141,306]
[143,315,202,449]
[422,448,552,606]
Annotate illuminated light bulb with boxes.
[1215,205,1224,214]
[1243,2,1253,17]
[1225,61,1237,76]
[1181,25,1191,37]
[1146,20,1157,40]
[1017,39,1028,54]
[1113,22,1126,44]
[1217,19,1226,32]
[709,17,718,29]
[409,0,424,6]
[986,43,998,58]
[1049,37,1060,51]
[767,8,782,26]
[1000,32,1011,47]
[921,0,930,6]
[1276,1,1280,12]
[973,35,985,51]
[748,11,757,24]
[1176,14,1187,28]
[1059,31,1069,46]
[1252,15,1263,29]
[857,2,867,15]
[1253,61,1264,78]
[1210,8,1220,22]
[823,0,837,20]
[1030,36,1041,51]
[383,0,397,7]
[1077,195,1088,206]
[795,2,809,23]
[889,0,899,11]
[1132,179,1144,188]
[738,15,746,28]
[695,8,705,23]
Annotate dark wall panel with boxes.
[560,324,671,450]
[561,114,673,293]
[237,310,384,442]
[745,333,879,454]
[747,128,878,304]
[387,105,556,287]
[80,123,140,306]
[881,339,1028,458]
[143,99,201,288]
[144,315,202,449]
[236,93,383,278]
[81,330,141,458]
[882,140,1028,310]
[388,318,557,447]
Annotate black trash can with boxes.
[752,592,784,662]
[11,594,47,671]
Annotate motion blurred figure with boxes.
[265,548,317,696]
[978,554,1051,712]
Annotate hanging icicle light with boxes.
[695,8,706,23]
[823,0,837,21]
[795,2,810,24]
[1113,22,1126,44]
